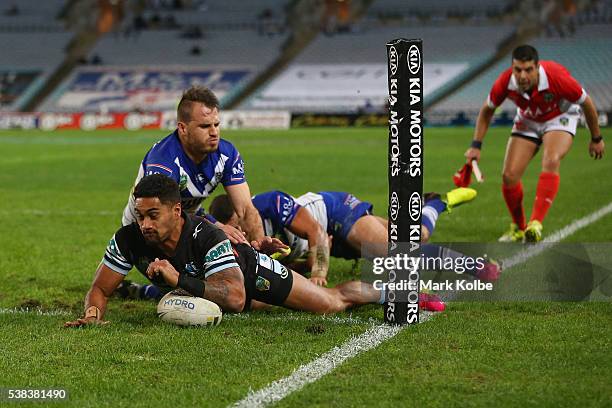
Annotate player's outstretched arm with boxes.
[225,183,265,241]
[288,207,330,286]
[581,95,605,160]
[465,101,496,163]
[64,264,125,327]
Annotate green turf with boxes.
[0,127,610,407]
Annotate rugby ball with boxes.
[157,291,222,327]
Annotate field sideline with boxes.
[0,127,610,407]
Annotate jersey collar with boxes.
[507,64,549,93]
[537,64,549,91]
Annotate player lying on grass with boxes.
[465,45,605,243]
[208,188,499,286]
[121,85,261,244]
[64,174,444,327]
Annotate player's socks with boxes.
[140,284,162,301]
[419,293,445,312]
[422,244,501,280]
[502,182,526,230]
[530,172,560,223]
[378,287,386,304]
[421,199,446,236]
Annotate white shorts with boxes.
[511,108,580,145]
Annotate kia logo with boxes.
[390,191,399,221]
[409,191,421,221]
[407,45,421,75]
[389,46,398,76]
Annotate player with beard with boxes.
[121,86,262,244]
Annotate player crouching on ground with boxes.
[209,188,499,284]
[65,174,427,327]
[465,45,605,243]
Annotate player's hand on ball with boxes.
[310,276,328,287]
[251,236,288,255]
[147,258,179,287]
[218,223,248,244]
[464,147,481,163]
[589,139,604,160]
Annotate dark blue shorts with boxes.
[321,192,374,241]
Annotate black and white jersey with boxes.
[103,213,246,294]
[102,212,293,310]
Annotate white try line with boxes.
[231,200,612,408]
[225,313,376,326]
[0,209,117,217]
[231,313,433,408]
[0,307,71,316]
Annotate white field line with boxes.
[0,306,374,326]
[225,314,376,325]
[231,313,433,408]
[501,201,612,269]
[0,209,117,216]
[0,307,71,316]
[231,200,612,408]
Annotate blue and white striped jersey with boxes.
[122,130,245,226]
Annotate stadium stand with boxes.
[85,28,287,66]
[241,22,515,113]
[0,0,66,31]
[366,0,514,19]
[431,23,612,116]
[0,0,71,111]
[39,0,291,112]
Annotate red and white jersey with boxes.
[487,60,587,122]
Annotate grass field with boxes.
[0,127,611,407]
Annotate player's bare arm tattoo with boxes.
[310,231,330,278]
[204,267,244,310]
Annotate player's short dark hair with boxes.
[177,86,220,123]
[512,45,539,64]
[133,174,181,206]
[208,194,234,224]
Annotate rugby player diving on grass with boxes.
[66,174,427,327]
[208,188,500,286]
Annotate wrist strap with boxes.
[178,274,206,297]
[591,135,603,143]
[204,213,217,223]
[471,140,482,149]
[84,305,101,319]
